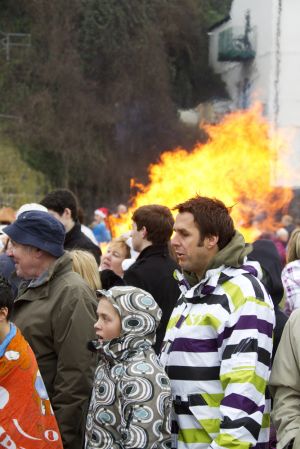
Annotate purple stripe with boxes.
[171,337,218,353]
[202,285,215,295]
[222,393,264,415]
[175,315,185,328]
[242,264,258,276]
[218,316,273,346]
[252,444,270,449]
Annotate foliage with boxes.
[0,132,50,208]
[0,0,232,212]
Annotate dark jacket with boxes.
[0,253,21,298]
[85,286,171,449]
[248,239,288,358]
[64,221,101,265]
[12,252,98,449]
[123,244,180,353]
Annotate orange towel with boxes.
[0,326,63,448]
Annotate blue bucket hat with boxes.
[3,210,65,257]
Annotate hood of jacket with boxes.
[248,239,284,306]
[98,285,162,360]
[183,231,254,288]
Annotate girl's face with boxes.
[100,243,127,277]
[94,298,121,342]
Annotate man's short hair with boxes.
[132,205,174,245]
[41,189,78,221]
[174,195,235,250]
[0,276,14,320]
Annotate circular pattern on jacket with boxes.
[133,406,154,423]
[130,361,154,375]
[95,408,116,426]
[155,372,170,390]
[156,391,171,416]
[153,419,163,437]
[121,377,153,402]
[122,314,151,334]
[89,426,114,448]
[121,423,148,448]
[94,374,115,404]
[140,295,155,308]
[111,364,124,378]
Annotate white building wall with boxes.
[208,0,300,188]
[277,0,300,185]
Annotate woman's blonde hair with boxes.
[71,250,101,290]
[109,236,131,259]
[286,228,300,263]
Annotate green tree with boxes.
[1,0,232,211]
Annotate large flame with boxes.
[110,104,293,242]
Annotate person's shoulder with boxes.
[52,269,96,299]
[283,260,300,273]
[289,308,300,324]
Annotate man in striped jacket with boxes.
[160,195,275,449]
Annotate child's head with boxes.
[94,297,122,342]
[95,286,162,347]
[0,276,14,321]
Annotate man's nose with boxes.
[171,234,179,246]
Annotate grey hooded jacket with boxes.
[85,286,172,449]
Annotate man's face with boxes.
[171,212,218,278]
[131,222,145,252]
[11,241,37,279]
[93,213,103,224]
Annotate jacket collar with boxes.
[15,252,72,302]
[64,221,81,244]
[136,244,169,260]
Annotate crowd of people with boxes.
[0,188,300,449]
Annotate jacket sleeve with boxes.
[211,295,274,449]
[269,310,300,449]
[52,286,97,449]
[282,264,300,314]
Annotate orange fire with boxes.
[110,104,293,242]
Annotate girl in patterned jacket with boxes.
[85,285,172,449]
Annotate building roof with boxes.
[208,15,231,32]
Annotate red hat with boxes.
[94,207,108,218]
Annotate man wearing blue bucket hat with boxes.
[3,210,97,449]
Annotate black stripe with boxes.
[243,273,266,302]
[221,416,261,440]
[166,365,220,381]
[174,402,192,415]
[171,420,180,434]
[218,272,233,285]
[222,344,271,367]
[188,394,207,406]
[188,293,231,313]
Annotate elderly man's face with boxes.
[11,241,37,279]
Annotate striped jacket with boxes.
[160,260,275,449]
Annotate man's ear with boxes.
[141,226,148,239]
[0,307,8,322]
[34,248,44,259]
[63,208,72,219]
[205,235,219,250]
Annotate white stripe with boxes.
[170,379,222,397]
[168,350,220,367]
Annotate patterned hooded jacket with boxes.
[160,231,275,449]
[85,286,172,449]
